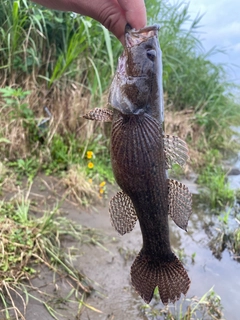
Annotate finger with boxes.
[117,0,147,29]
[78,0,127,44]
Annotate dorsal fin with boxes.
[109,191,138,235]
[83,108,113,122]
[168,179,192,231]
[163,135,189,169]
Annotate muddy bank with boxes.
[69,178,240,320]
[2,173,240,320]
[22,177,204,319]
[71,207,143,319]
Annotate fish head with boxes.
[109,24,164,122]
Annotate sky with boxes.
[167,0,240,86]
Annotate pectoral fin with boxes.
[109,191,137,235]
[83,108,113,122]
[168,179,192,231]
[163,135,189,168]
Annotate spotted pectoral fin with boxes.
[83,108,113,122]
[163,135,189,169]
[109,191,138,235]
[168,179,192,231]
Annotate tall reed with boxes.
[0,0,239,160]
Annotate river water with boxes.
[170,127,240,320]
[170,199,240,320]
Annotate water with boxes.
[170,202,240,320]
[166,127,240,320]
[172,129,240,319]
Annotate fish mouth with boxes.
[116,24,160,78]
[125,24,160,48]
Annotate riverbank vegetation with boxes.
[0,0,239,180]
[141,287,223,320]
[0,0,240,318]
[0,174,108,319]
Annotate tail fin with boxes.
[131,251,190,304]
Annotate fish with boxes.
[83,24,192,305]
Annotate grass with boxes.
[0,85,114,192]
[0,0,239,167]
[195,148,235,209]
[0,1,239,207]
[233,227,240,256]
[61,165,101,206]
[0,182,108,319]
[201,200,240,260]
[0,85,114,187]
[198,164,235,209]
[140,287,223,320]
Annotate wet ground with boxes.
[2,135,240,319]
[77,182,240,320]
[17,167,240,320]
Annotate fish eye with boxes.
[146,49,156,61]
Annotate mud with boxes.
[2,171,240,320]
[5,177,145,320]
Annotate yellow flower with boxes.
[88,179,93,184]
[99,181,106,188]
[88,162,94,169]
[99,188,104,194]
[86,151,93,159]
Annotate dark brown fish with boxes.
[83,24,192,305]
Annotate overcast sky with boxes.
[168,0,240,86]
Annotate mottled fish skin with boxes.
[83,24,191,305]
[110,111,190,305]
[109,25,191,305]
[111,113,169,250]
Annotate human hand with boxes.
[32,0,147,44]
[74,0,147,44]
